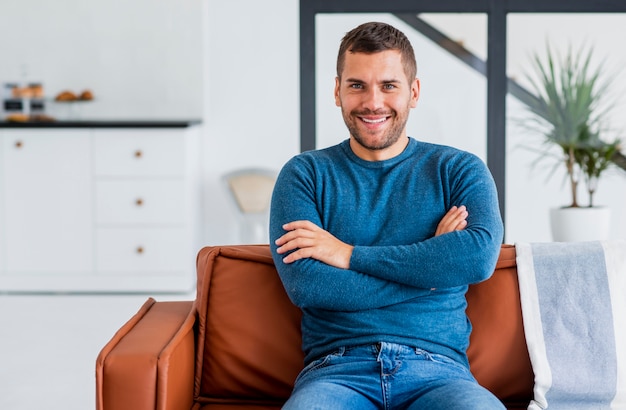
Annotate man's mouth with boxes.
[360,116,388,124]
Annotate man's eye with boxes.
[349,83,363,89]
[383,84,396,90]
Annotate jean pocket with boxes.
[294,352,337,385]
[417,349,471,374]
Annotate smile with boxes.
[360,117,388,124]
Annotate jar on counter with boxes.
[2,82,46,119]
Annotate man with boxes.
[269,21,504,409]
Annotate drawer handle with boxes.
[15,140,23,149]
[134,150,143,158]
[136,246,145,254]
[135,198,144,206]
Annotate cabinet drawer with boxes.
[96,180,186,225]
[94,130,186,177]
[96,228,188,273]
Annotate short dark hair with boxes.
[336,22,417,82]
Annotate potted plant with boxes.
[521,43,623,241]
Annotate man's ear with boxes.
[334,77,341,107]
[410,78,420,108]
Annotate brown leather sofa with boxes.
[96,244,534,410]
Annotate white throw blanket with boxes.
[516,240,626,410]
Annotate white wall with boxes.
[506,14,626,243]
[0,0,203,120]
[201,0,300,246]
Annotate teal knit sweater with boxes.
[269,138,504,367]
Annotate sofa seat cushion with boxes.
[194,246,303,404]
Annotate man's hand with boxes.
[435,205,468,236]
[275,220,354,269]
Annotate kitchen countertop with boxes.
[0,119,202,128]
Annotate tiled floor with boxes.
[0,291,195,410]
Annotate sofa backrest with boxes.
[194,245,303,406]
[193,244,533,407]
[466,244,534,405]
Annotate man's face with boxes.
[335,49,420,161]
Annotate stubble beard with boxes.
[342,107,410,151]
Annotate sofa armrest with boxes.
[96,298,196,410]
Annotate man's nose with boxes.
[362,88,384,111]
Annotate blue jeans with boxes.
[282,342,505,410]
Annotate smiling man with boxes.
[270,22,504,409]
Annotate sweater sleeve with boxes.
[269,157,432,312]
[350,154,504,288]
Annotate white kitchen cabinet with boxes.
[95,180,186,226]
[92,128,199,285]
[1,129,93,274]
[93,130,187,177]
[0,124,201,292]
[95,227,188,273]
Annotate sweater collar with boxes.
[340,137,417,168]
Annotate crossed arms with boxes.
[269,155,503,312]
[275,205,469,268]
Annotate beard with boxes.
[341,106,410,151]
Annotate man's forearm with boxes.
[272,255,433,311]
[350,225,502,289]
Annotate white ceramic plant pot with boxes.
[549,206,611,242]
